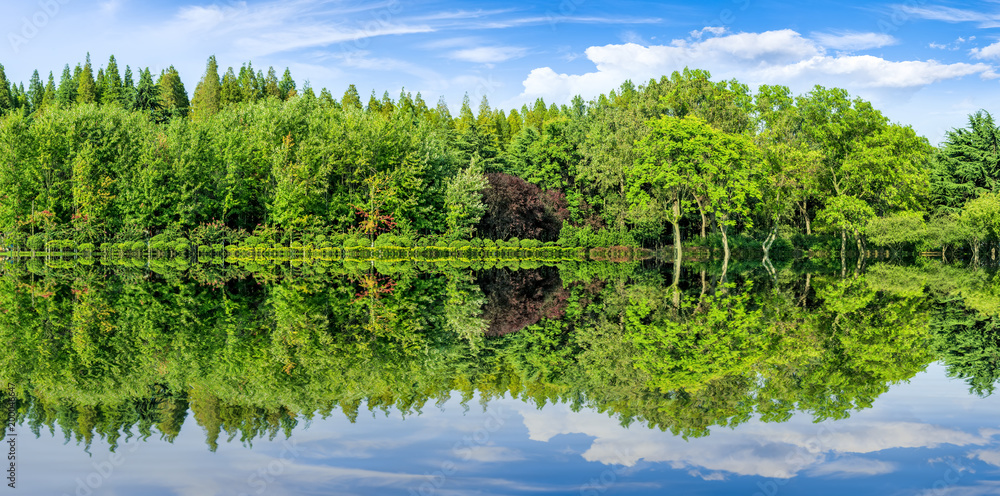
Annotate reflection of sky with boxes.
[19,363,1000,495]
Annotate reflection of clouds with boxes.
[517,403,996,479]
[970,449,1000,467]
[464,446,525,462]
[806,457,896,477]
[915,481,1000,496]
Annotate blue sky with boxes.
[15,363,1000,495]
[3,0,1000,143]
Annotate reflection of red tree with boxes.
[476,267,569,336]
[352,273,397,302]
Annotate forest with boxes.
[0,254,996,451]
[0,54,999,262]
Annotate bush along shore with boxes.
[0,230,650,263]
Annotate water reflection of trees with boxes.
[0,258,997,451]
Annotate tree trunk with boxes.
[672,196,683,267]
[799,200,811,235]
[841,230,847,278]
[695,196,707,238]
[720,215,730,284]
[721,224,731,265]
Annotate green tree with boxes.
[930,111,1000,214]
[100,55,124,106]
[41,72,56,109]
[220,67,240,106]
[961,192,1000,264]
[264,67,281,99]
[0,64,13,114]
[342,84,362,110]
[279,68,296,100]
[444,161,488,239]
[190,56,222,120]
[56,64,77,107]
[76,54,97,104]
[132,68,162,113]
[26,70,44,112]
[157,66,189,118]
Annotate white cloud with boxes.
[463,446,526,462]
[971,41,1000,60]
[517,402,995,480]
[813,31,899,51]
[690,26,727,39]
[970,449,1000,467]
[449,46,527,64]
[807,457,897,477]
[517,29,995,105]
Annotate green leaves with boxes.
[444,162,487,240]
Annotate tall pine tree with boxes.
[56,64,77,107]
[0,64,13,114]
[26,70,44,112]
[132,67,162,113]
[342,84,362,110]
[42,72,56,108]
[76,53,97,104]
[158,66,189,118]
[264,67,281,99]
[279,68,296,100]
[101,55,124,106]
[190,56,221,120]
[220,67,240,106]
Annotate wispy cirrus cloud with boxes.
[895,4,1000,28]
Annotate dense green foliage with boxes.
[2,256,997,451]
[4,56,999,261]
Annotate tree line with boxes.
[1,55,999,261]
[7,254,996,451]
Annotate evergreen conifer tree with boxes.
[42,72,56,108]
[190,56,221,120]
[76,53,97,104]
[158,66,189,118]
[132,67,162,113]
[279,68,296,100]
[56,64,77,107]
[342,84,362,110]
[0,64,13,114]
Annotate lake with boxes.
[2,256,999,495]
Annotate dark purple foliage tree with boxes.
[478,173,568,241]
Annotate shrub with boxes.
[78,243,95,253]
[27,235,45,251]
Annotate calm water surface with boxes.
[2,257,999,495]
